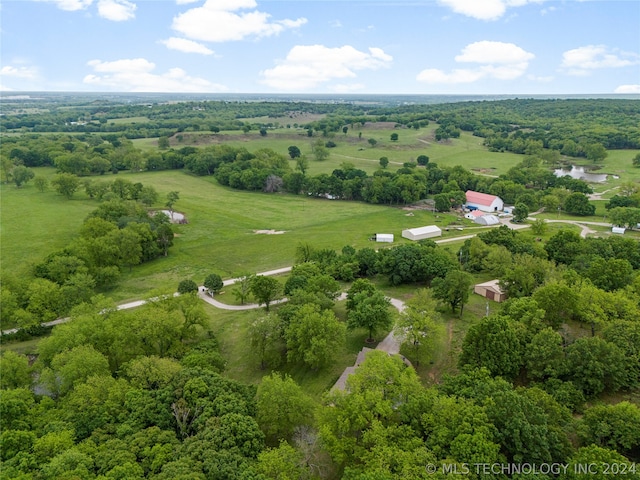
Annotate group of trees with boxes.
[1,190,175,333]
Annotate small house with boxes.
[375,233,394,243]
[464,210,485,221]
[612,227,626,235]
[402,225,442,241]
[465,190,504,213]
[474,280,507,302]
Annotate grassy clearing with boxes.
[0,169,97,278]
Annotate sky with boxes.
[1,0,639,94]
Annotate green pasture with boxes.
[108,116,150,124]
[2,168,470,303]
[0,168,97,278]
[132,124,527,177]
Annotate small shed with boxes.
[474,215,500,226]
[612,227,626,235]
[402,225,442,241]
[464,210,485,221]
[474,280,507,303]
[375,233,394,243]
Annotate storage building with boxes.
[612,227,626,235]
[375,233,394,243]
[474,215,500,226]
[465,191,504,213]
[474,280,507,303]
[402,225,442,241]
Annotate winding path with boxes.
[0,216,612,338]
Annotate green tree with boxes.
[564,192,596,216]
[256,442,312,480]
[565,336,626,397]
[584,142,608,163]
[417,155,429,166]
[513,202,529,223]
[249,314,284,369]
[51,173,81,199]
[256,373,315,443]
[288,145,301,159]
[633,152,640,167]
[347,289,392,342]
[157,136,170,149]
[34,176,49,192]
[165,190,180,218]
[310,139,329,161]
[379,156,389,169]
[530,218,547,235]
[250,275,282,311]
[0,351,32,390]
[396,289,441,366]
[232,273,254,305]
[525,328,565,381]
[579,402,640,453]
[177,279,198,294]
[11,165,35,187]
[390,133,399,141]
[434,192,452,212]
[295,156,309,175]
[42,344,110,396]
[431,269,473,317]
[286,303,346,369]
[367,138,378,148]
[204,273,224,295]
[459,315,523,379]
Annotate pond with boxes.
[553,165,608,183]
[160,210,185,222]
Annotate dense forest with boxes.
[1,96,639,479]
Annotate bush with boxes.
[177,279,199,294]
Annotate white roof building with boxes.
[402,225,442,241]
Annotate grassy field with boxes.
[133,123,527,177]
[3,124,639,392]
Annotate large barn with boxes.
[465,190,504,213]
[402,225,442,241]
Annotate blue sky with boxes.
[1,0,639,94]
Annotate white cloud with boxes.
[417,41,534,84]
[172,0,307,42]
[614,84,640,94]
[561,45,640,76]
[39,0,94,12]
[176,0,199,4]
[97,0,136,21]
[455,40,534,64]
[438,0,546,21]
[84,57,227,92]
[0,65,39,79]
[260,44,392,91]
[160,37,214,55]
[38,0,136,21]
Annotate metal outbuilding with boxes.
[402,225,442,240]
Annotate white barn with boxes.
[612,227,626,235]
[466,190,504,213]
[402,225,442,241]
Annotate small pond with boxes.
[160,210,185,222]
[554,165,608,183]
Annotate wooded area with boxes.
[1,96,639,479]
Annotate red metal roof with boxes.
[465,190,498,206]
